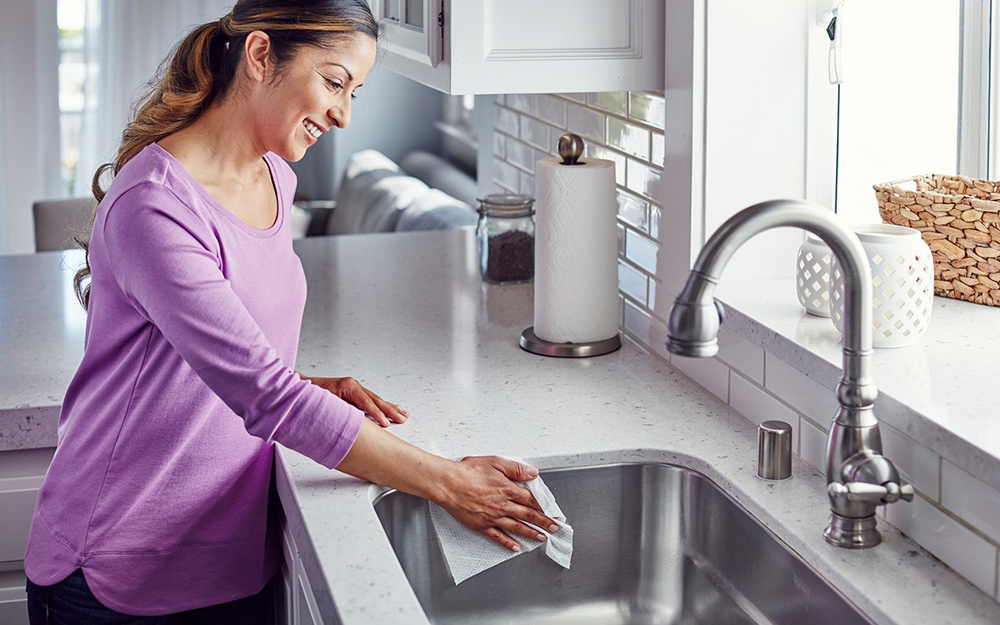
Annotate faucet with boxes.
[665,199,913,548]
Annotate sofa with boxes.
[291,149,479,239]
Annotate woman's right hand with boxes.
[437,456,560,552]
[334,421,559,552]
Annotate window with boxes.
[830,0,962,225]
[437,94,477,173]
[57,0,91,196]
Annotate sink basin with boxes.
[373,463,875,625]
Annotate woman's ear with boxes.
[244,30,272,83]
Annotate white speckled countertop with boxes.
[3,230,999,624]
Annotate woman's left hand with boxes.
[302,375,409,428]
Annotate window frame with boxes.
[960,0,991,178]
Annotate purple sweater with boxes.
[24,143,364,615]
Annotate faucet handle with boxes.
[890,481,915,502]
[828,480,914,504]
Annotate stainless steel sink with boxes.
[373,463,875,625]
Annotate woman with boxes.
[23,1,556,622]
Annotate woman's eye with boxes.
[325,78,356,100]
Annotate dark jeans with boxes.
[26,568,275,625]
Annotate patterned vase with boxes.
[796,233,834,317]
[831,224,934,348]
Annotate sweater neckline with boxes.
[148,142,284,238]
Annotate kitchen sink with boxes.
[373,463,875,625]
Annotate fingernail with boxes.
[548,524,559,533]
[536,533,546,541]
[511,544,521,552]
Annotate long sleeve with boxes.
[102,181,363,469]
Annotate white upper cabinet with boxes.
[374,0,664,94]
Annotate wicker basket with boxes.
[874,174,1000,307]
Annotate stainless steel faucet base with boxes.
[519,326,622,358]
[825,512,881,549]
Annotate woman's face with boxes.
[250,33,377,162]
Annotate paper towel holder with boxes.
[519,134,622,358]
[519,327,622,358]
[557,133,586,166]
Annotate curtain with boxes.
[74,0,233,195]
[0,0,61,254]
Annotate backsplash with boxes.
[491,92,665,331]
[491,91,1000,603]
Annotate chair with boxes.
[32,197,96,252]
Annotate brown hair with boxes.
[73,0,378,309]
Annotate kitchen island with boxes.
[2,229,999,624]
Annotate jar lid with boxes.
[477,193,535,213]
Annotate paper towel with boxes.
[534,156,619,344]
[429,476,573,584]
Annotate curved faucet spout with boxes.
[666,199,876,427]
[665,199,912,548]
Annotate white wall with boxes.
[701,0,812,282]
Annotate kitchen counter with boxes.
[3,230,999,624]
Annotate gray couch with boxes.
[311,149,478,238]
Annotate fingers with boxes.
[507,484,545,513]
[506,502,559,534]
[495,458,539,482]
[371,393,408,424]
[482,527,521,552]
[355,391,390,427]
[497,517,548,544]
[340,378,410,428]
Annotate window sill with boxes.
[716,278,1000,492]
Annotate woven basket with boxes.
[874,174,1000,307]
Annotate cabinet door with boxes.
[375,0,446,89]
[377,0,664,95]
[279,513,297,625]
[278,553,294,625]
[451,0,663,94]
[0,448,54,563]
[294,557,323,625]
[0,476,43,563]
[0,569,29,625]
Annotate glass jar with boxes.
[476,193,535,284]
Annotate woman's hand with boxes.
[437,456,559,552]
[302,375,409,427]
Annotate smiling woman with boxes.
[23,1,557,623]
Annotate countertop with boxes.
[2,230,999,624]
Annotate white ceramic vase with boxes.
[795,233,834,317]
[831,224,934,348]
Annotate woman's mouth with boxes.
[303,119,324,144]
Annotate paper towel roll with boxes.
[534,156,618,344]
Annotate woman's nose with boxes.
[329,99,351,130]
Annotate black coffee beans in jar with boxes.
[476,193,535,285]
